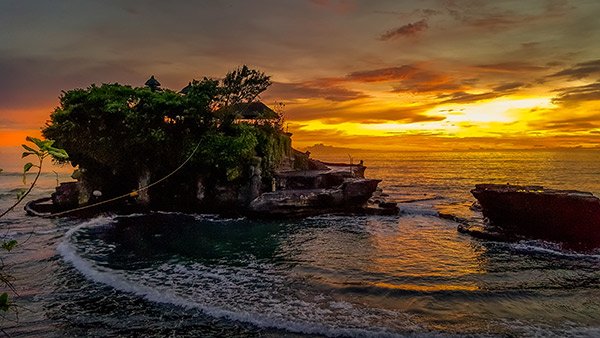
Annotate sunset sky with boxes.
[1,0,600,161]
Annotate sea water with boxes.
[1,150,600,337]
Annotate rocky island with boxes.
[30,66,397,218]
[465,184,600,249]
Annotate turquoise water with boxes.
[1,150,600,337]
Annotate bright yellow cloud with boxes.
[295,96,558,140]
[439,97,556,124]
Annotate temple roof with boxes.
[180,82,192,95]
[144,75,161,89]
[217,101,279,119]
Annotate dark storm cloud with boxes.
[474,62,547,73]
[379,19,429,40]
[347,66,416,82]
[347,65,464,94]
[0,55,144,110]
[437,91,501,104]
[552,80,600,105]
[548,59,600,80]
[493,82,526,92]
[265,81,369,102]
[529,113,600,132]
[442,0,574,30]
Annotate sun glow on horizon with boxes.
[295,96,558,140]
[439,97,556,123]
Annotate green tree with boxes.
[217,66,272,129]
[42,66,282,206]
[0,137,68,218]
[43,84,193,196]
[219,65,272,106]
[197,123,259,182]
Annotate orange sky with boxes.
[1,0,600,163]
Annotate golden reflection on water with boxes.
[372,281,478,292]
[288,216,487,294]
[365,217,485,282]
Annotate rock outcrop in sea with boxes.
[467,184,600,249]
[32,149,398,218]
[34,74,398,219]
[249,159,396,217]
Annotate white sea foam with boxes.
[399,205,440,217]
[57,215,425,338]
[498,318,600,337]
[509,240,600,259]
[397,195,445,204]
[306,214,350,221]
[152,210,247,222]
[113,212,151,218]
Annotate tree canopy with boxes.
[220,65,272,106]
[42,66,286,199]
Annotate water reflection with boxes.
[97,214,289,269]
[52,208,600,335]
[5,151,600,336]
[287,216,483,295]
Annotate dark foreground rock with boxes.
[248,178,398,217]
[52,182,80,209]
[471,184,600,248]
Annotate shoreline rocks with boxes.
[471,184,600,248]
[31,158,399,218]
[248,178,396,217]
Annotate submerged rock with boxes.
[471,184,600,248]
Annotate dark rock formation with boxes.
[471,184,600,248]
[275,162,365,191]
[51,182,81,210]
[249,178,385,217]
[32,147,398,218]
[456,223,523,243]
[249,189,344,217]
[341,178,380,205]
[250,155,398,217]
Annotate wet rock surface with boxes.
[249,177,396,217]
[471,184,600,248]
[249,158,398,217]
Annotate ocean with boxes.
[1,150,599,337]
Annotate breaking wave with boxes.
[58,215,422,337]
